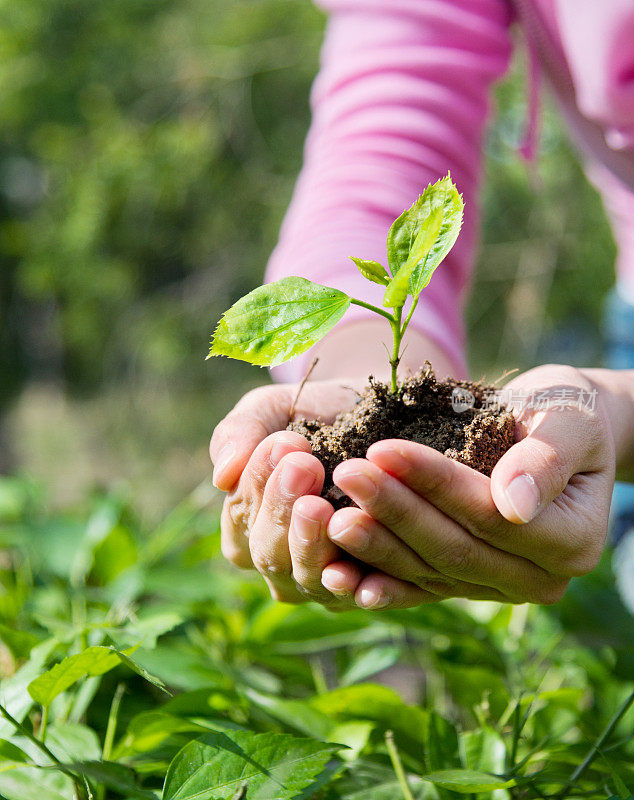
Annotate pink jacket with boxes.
[266,0,634,380]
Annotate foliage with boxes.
[208,176,463,391]
[0,476,633,800]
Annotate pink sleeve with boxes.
[266,0,514,381]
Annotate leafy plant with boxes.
[0,475,633,799]
[208,175,464,392]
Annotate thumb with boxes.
[210,385,294,491]
[490,410,593,525]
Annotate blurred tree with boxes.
[0,0,324,401]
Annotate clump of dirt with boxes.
[288,365,515,508]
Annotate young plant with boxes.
[208,174,464,393]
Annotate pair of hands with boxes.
[210,365,615,611]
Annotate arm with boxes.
[584,368,634,482]
[266,0,514,382]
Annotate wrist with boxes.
[582,368,634,482]
[307,319,464,383]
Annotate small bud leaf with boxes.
[349,257,389,286]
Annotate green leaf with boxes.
[334,762,434,799]
[340,646,402,686]
[90,523,137,584]
[45,723,102,763]
[0,740,30,765]
[608,766,631,799]
[107,611,183,650]
[349,257,389,286]
[426,711,461,772]
[27,645,168,708]
[27,647,122,707]
[383,207,442,308]
[245,689,333,739]
[70,497,123,586]
[208,277,350,367]
[115,651,171,695]
[384,174,463,305]
[409,179,463,297]
[162,730,338,800]
[0,624,41,660]
[421,769,516,793]
[461,727,506,774]
[0,639,59,736]
[328,721,374,761]
[114,711,212,758]
[311,684,429,767]
[0,765,74,800]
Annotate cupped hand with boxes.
[210,380,365,606]
[319,364,615,609]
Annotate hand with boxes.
[318,365,615,608]
[210,380,365,606]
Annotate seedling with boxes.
[208,174,464,393]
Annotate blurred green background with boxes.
[0,0,617,515]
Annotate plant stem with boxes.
[400,295,419,337]
[0,702,89,800]
[349,297,396,323]
[389,309,403,394]
[309,656,328,695]
[39,704,49,742]
[385,730,415,800]
[96,683,125,800]
[555,688,634,799]
[102,683,124,760]
[349,296,404,392]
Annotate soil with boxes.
[288,365,515,508]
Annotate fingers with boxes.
[365,438,602,577]
[490,408,607,524]
[353,572,438,610]
[328,506,438,586]
[210,385,293,490]
[367,439,495,529]
[249,451,325,601]
[321,560,366,599]
[288,495,340,600]
[327,507,507,602]
[220,431,312,569]
[210,380,362,491]
[366,439,528,550]
[221,501,254,569]
[320,560,439,610]
[332,458,565,604]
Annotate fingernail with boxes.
[505,473,540,523]
[334,470,377,501]
[280,461,315,496]
[270,438,298,467]
[293,511,322,543]
[321,572,351,596]
[329,524,369,551]
[357,587,390,609]
[368,444,410,472]
[212,442,236,487]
